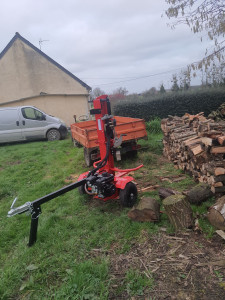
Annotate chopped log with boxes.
[127,197,160,222]
[218,136,225,146]
[215,167,225,176]
[201,137,213,147]
[190,144,204,156]
[158,187,181,200]
[163,194,194,230]
[211,146,225,154]
[211,186,225,193]
[207,196,225,230]
[183,137,201,146]
[210,174,225,183]
[213,182,223,187]
[186,183,213,204]
[216,230,225,240]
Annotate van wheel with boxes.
[47,129,61,141]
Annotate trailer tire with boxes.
[119,182,137,207]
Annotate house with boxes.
[0,32,91,126]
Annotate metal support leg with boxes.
[28,206,41,247]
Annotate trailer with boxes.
[70,116,147,166]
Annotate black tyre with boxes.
[47,129,61,141]
[78,184,86,194]
[119,182,138,207]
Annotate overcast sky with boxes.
[0,0,211,94]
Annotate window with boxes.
[22,108,44,121]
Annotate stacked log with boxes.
[161,113,225,193]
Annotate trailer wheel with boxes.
[84,148,93,167]
[119,182,137,207]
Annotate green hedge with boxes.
[113,88,225,120]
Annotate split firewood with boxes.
[163,194,194,230]
[207,196,225,230]
[214,167,225,176]
[127,197,160,222]
[216,230,225,240]
[158,187,181,200]
[211,186,225,193]
[211,146,225,154]
[217,136,225,145]
[186,183,213,205]
[140,184,160,192]
[161,114,225,193]
[190,144,204,156]
[200,137,213,147]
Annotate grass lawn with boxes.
[0,125,221,299]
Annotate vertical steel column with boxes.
[28,206,41,247]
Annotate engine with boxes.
[86,172,116,198]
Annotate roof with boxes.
[0,32,91,91]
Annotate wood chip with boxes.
[216,229,225,240]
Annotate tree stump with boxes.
[163,194,194,230]
[158,187,181,200]
[127,197,160,222]
[186,183,213,205]
[207,196,225,230]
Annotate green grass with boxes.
[125,268,154,296]
[0,123,216,299]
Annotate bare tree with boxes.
[91,87,106,100]
[165,0,225,69]
[112,87,128,96]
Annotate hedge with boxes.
[113,88,225,121]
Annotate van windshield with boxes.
[22,108,44,121]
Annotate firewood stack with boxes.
[161,113,225,193]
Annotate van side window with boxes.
[22,108,44,121]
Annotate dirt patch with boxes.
[157,154,170,166]
[64,173,79,183]
[92,230,225,299]
[6,160,21,166]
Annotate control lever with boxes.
[114,134,127,148]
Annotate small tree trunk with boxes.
[127,197,160,222]
[207,196,225,230]
[186,183,213,204]
[163,194,194,231]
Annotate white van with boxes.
[0,106,68,143]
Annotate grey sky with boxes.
[0,0,211,94]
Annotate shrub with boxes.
[113,88,225,120]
